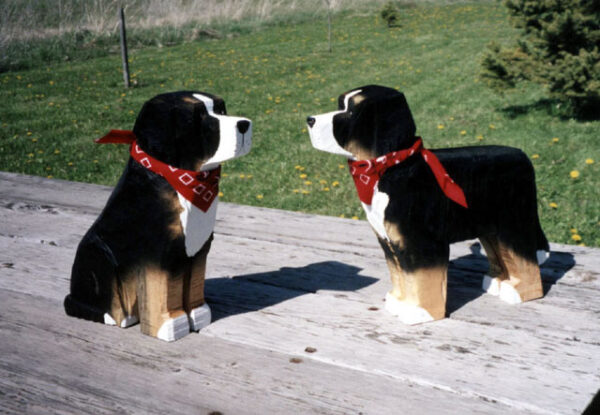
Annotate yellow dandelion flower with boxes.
[54,149,60,154]
[552,137,559,143]
[299,173,307,179]
[31,138,37,143]
[489,124,496,129]
[585,158,594,165]
[332,181,340,187]
[47,175,53,179]
[218,191,224,197]
[449,116,455,121]
[319,179,327,185]
[27,131,32,136]
[549,202,558,209]
[256,194,264,200]
[304,180,312,185]
[301,190,310,194]
[570,170,580,179]
[49,80,54,86]
[352,216,359,220]
[222,173,228,177]
[338,164,345,169]
[476,135,484,141]
[93,159,99,163]
[322,187,330,191]
[571,234,582,242]
[27,153,34,158]
[293,189,300,193]
[301,128,307,133]
[339,214,345,218]
[294,165,303,170]
[437,124,445,130]
[570,228,578,234]
[247,174,253,179]
[460,130,467,135]
[68,162,74,166]
[239,174,245,178]
[532,154,540,159]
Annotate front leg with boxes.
[184,234,213,331]
[379,226,449,324]
[137,266,190,342]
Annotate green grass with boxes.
[1,1,598,246]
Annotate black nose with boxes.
[306,117,316,128]
[237,120,250,134]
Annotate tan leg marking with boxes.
[108,276,139,327]
[382,239,447,323]
[480,237,543,303]
[184,249,209,312]
[137,267,187,338]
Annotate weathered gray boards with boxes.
[0,172,598,414]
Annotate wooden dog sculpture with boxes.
[64,91,252,341]
[306,85,548,324]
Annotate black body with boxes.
[378,145,547,272]
[331,85,547,273]
[64,91,223,322]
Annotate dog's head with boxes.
[306,85,416,160]
[133,91,252,171]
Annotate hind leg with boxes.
[65,235,136,327]
[184,236,212,332]
[137,267,190,342]
[480,236,543,304]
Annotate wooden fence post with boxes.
[119,7,130,88]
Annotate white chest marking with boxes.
[361,183,390,240]
[177,193,217,257]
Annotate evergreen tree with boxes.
[481,0,600,115]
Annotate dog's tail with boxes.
[64,294,105,323]
[535,222,550,265]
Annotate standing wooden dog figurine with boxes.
[64,91,252,341]
[306,85,548,324]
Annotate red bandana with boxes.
[96,130,220,212]
[347,138,468,208]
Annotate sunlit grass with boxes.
[1,1,598,246]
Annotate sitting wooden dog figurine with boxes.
[306,85,548,324]
[64,91,252,341]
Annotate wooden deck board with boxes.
[0,172,599,414]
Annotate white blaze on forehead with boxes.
[192,93,216,114]
[192,93,252,172]
[342,89,362,110]
[307,89,362,159]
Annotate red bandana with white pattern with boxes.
[96,129,220,212]
[347,137,468,208]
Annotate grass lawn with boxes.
[1,1,598,246]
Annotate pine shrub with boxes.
[481,0,600,115]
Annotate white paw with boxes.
[482,275,500,296]
[103,313,117,326]
[188,303,211,332]
[385,292,435,325]
[156,314,190,342]
[537,250,550,265]
[498,282,523,304]
[120,315,139,328]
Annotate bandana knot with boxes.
[347,137,468,208]
[96,129,220,212]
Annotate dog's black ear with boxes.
[373,93,417,155]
